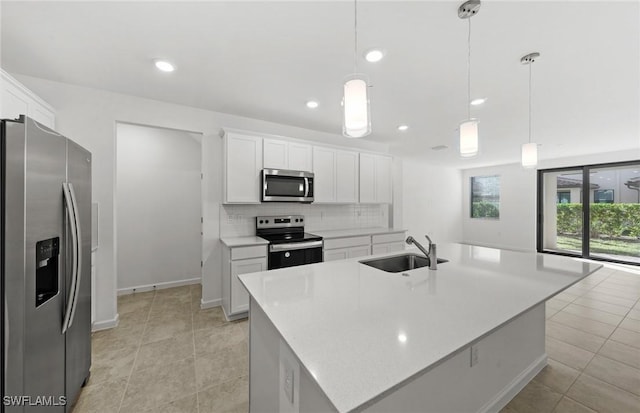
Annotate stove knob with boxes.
[300,218,304,222]
[295,218,299,222]
[259,220,264,224]
[265,220,269,224]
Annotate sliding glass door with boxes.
[538,161,640,265]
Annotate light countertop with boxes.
[239,243,603,412]
[220,236,269,248]
[310,227,406,239]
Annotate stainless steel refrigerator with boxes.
[1,116,91,412]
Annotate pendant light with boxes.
[458,0,481,158]
[521,52,540,168]
[342,0,371,138]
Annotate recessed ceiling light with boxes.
[306,100,319,109]
[470,98,486,106]
[397,125,409,131]
[154,60,175,72]
[365,49,384,63]
[431,145,449,151]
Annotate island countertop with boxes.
[239,243,602,412]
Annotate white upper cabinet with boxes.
[359,153,376,203]
[312,146,336,202]
[263,138,312,171]
[288,142,313,171]
[335,150,359,203]
[313,146,359,203]
[359,153,392,204]
[376,155,393,204]
[263,138,289,169]
[223,131,263,203]
[1,69,55,129]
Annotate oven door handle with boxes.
[270,240,323,252]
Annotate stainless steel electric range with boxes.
[256,215,323,270]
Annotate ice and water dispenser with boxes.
[35,237,59,307]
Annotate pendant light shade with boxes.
[521,52,540,168]
[343,75,371,138]
[521,142,538,168]
[342,0,371,138]
[459,119,479,157]
[458,0,481,158]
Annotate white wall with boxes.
[461,150,640,252]
[15,74,390,327]
[116,123,201,292]
[402,160,462,244]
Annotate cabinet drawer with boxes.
[324,236,371,250]
[372,232,405,245]
[231,245,267,260]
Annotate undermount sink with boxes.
[360,253,448,273]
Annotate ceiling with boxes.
[2,1,639,168]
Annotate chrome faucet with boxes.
[406,235,438,270]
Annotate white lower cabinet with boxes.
[372,242,405,255]
[323,236,371,262]
[371,232,406,255]
[222,245,267,320]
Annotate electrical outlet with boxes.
[470,345,479,367]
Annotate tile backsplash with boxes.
[220,204,389,237]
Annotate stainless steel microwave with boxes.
[262,169,314,203]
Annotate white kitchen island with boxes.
[239,244,602,413]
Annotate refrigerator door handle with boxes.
[67,183,82,329]
[62,182,79,334]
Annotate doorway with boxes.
[116,123,202,292]
[538,160,640,265]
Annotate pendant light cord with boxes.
[467,18,472,119]
[353,0,358,74]
[528,61,532,144]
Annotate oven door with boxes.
[268,241,323,270]
[262,169,314,203]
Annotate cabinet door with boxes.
[347,246,370,259]
[225,133,263,203]
[359,153,376,203]
[263,138,289,169]
[230,258,266,314]
[1,70,56,129]
[336,150,359,203]
[324,249,348,262]
[288,142,312,171]
[312,146,336,203]
[375,155,393,204]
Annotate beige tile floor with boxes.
[71,264,640,413]
[72,284,248,413]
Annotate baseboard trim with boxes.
[117,277,201,296]
[200,297,222,310]
[92,314,119,332]
[221,304,248,322]
[479,353,548,413]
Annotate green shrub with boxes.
[556,203,640,238]
[472,201,499,218]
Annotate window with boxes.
[538,161,640,265]
[594,189,614,204]
[471,175,500,219]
